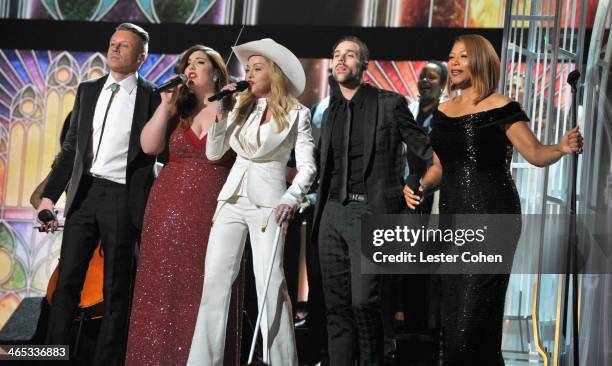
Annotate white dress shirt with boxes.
[89,73,138,184]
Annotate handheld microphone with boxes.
[567,70,580,86]
[405,175,422,199]
[567,70,580,93]
[36,209,63,232]
[153,74,188,93]
[208,80,250,102]
[38,209,55,223]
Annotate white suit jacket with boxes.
[206,98,317,209]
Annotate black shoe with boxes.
[384,337,397,362]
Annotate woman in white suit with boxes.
[187,38,316,366]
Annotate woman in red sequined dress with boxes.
[125,45,242,366]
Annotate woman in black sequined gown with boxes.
[404,34,583,365]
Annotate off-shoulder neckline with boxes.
[435,101,520,119]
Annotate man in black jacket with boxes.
[36,23,160,365]
[313,36,432,365]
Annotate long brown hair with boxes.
[447,34,500,103]
[174,45,230,123]
[232,57,296,131]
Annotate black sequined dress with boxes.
[430,101,528,365]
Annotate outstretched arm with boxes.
[506,122,582,167]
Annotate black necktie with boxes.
[338,100,352,204]
[94,82,119,162]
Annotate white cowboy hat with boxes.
[232,38,306,97]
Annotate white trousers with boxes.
[187,196,298,366]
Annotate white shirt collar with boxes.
[104,72,139,95]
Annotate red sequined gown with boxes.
[125,122,242,366]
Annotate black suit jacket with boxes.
[312,83,433,239]
[42,74,161,229]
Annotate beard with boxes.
[332,69,362,86]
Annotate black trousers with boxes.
[45,176,138,366]
[318,200,383,366]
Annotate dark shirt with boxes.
[328,84,370,199]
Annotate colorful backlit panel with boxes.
[2,0,597,28]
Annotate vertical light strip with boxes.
[514,0,525,102]
[547,0,567,361]
[523,3,541,213]
[385,0,392,26]
[532,272,550,366]
[577,274,582,328]
[361,0,377,27]
[388,0,400,27]
[507,0,517,99]
[372,0,379,26]
[21,0,34,18]
[525,0,539,213]
[242,0,248,24]
[536,0,547,145]
[223,0,236,24]
[555,0,571,199]
[242,0,259,25]
[552,274,564,366]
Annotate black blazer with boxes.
[42,74,161,229]
[312,83,433,239]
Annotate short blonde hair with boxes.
[448,34,500,103]
[116,22,149,56]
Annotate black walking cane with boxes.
[566,69,580,366]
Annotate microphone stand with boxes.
[566,70,580,366]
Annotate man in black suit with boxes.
[36,23,160,365]
[313,36,433,365]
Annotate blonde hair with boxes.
[447,34,500,103]
[233,58,296,131]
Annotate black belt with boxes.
[83,174,125,188]
[347,193,367,202]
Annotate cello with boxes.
[45,242,105,318]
